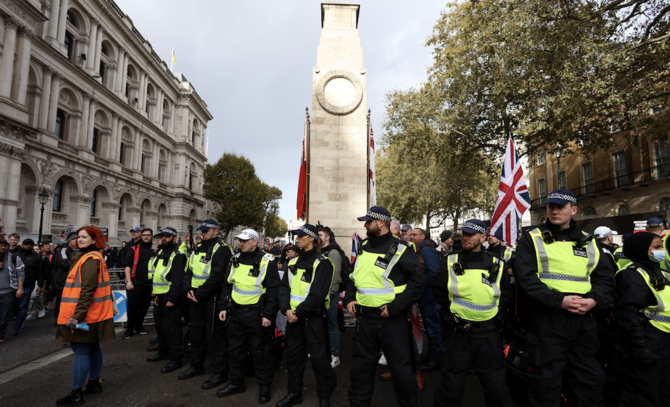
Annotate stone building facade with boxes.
[527,111,670,234]
[0,0,212,245]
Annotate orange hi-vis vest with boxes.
[57,251,113,325]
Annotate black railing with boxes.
[530,164,670,207]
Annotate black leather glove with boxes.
[631,337,654,365]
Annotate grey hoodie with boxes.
[0,251,25,294]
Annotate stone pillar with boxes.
[86,19,98,72]
[115,48,125,94]
[37,66,54,130]
[13,27,34,105]
[155,88,163,124]
[109,112,119,160]
[69,112,81,146]
[114,118,123,161]
[56,0,69,49]
[46,73,62,133]
[46,0,61,44]
[93,24,103,77]
[0,152,23,234]
[0,17,19,99]
[79,93,91,146]
[27,88,41,127]
[137,71,145,110]
[310,3,368,241]
[169,103,176,135]
[86,98,97,149]
[0,14,5,41]
[134,132,143,170]
[121,53,129,98]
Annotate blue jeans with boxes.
[71,342,103,390]
[327,294,340,356]
[418,297,443,364]
[0,290,16,338]
[13,286,33,334]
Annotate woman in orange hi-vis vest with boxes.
[55,225,115,407]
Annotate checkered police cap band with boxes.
[300,226,318,239]
[202,223,219,229]
[463,222,487,234]
[366,211,391,223]
[162,229,178,237]
[547,192,577,204]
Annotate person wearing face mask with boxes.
[146,228,187,374]
[613,232,670,406]
[216,229,279,404]
[344,207,425,407]
[513,190,615,406]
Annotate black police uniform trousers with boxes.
[349,310,421,407]
[227,308,274,386]
[526,311,604,407]
[189,295,228,375]
[154,294,183,361]
[285,312,336,398]
[127,283,152,330]
[434,323,513,407]
[614,325,670,407]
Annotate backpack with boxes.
[323,244,352,292]
[415,240,436,273]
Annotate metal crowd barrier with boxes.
[108,269,154,328]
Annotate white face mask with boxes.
[649,250,666,263]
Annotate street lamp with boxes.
[554,144,564,189]
[37,188,49,244]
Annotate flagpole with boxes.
[170,46,174,72]
[367,109,371,209]
[305,107,311,224]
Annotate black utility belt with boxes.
[232,302,261,311]
[446,316,496,331]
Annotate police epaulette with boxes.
[263,253,275,261]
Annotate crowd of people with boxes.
[2,187,670,406]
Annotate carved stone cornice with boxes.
[83,92,93,101]
[43,65,56,76]
[125,206,141,214]
[102,202,121,209]
[70,195,93,204]
[144,210,158,217]
[3,16,20,30]
[18,26,36,39]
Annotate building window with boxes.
[99,61,106,85]
[536,149,544,166]
[125,84,130,98]
[120,143,126,165]
[583,207,597,219]
[55,109,65,140]
[583,162,594,194]
[141,154,146,174]
[92,129,100,154]
[558,171,566,190]
[64,33,74,61]
[617,205,629,216]
[53,180,63,212]
[90,189,97,217]
[655,137,670,178]
[192,131,196,145]
[661,198,670,212]
[613,151,627,187]
[538,178,546,205]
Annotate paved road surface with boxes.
[0,313,523,406]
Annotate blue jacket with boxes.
[417,239,440,303]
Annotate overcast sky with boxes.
[115,0,447,221]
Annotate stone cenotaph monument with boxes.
[309,3,368,241]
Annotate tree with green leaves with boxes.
[264,214,288,239]
[203,152,283,240]
[426,0,670,158]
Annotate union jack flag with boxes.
[489,137,531,247]
[351,232,363,264]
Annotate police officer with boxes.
[432,219,514,406]
[216,229,279,404]
[178,219,233,391]
[277,224,336,407]
[344,207,424,407]
[146,228,186,374]
[514,190,615,406]
[613,232,670,406]
[594,226,618,263]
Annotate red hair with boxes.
[77,225,106,250]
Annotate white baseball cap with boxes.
[594,226,617,239]
[235,229,259,241]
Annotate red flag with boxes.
[296,119,308,220]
